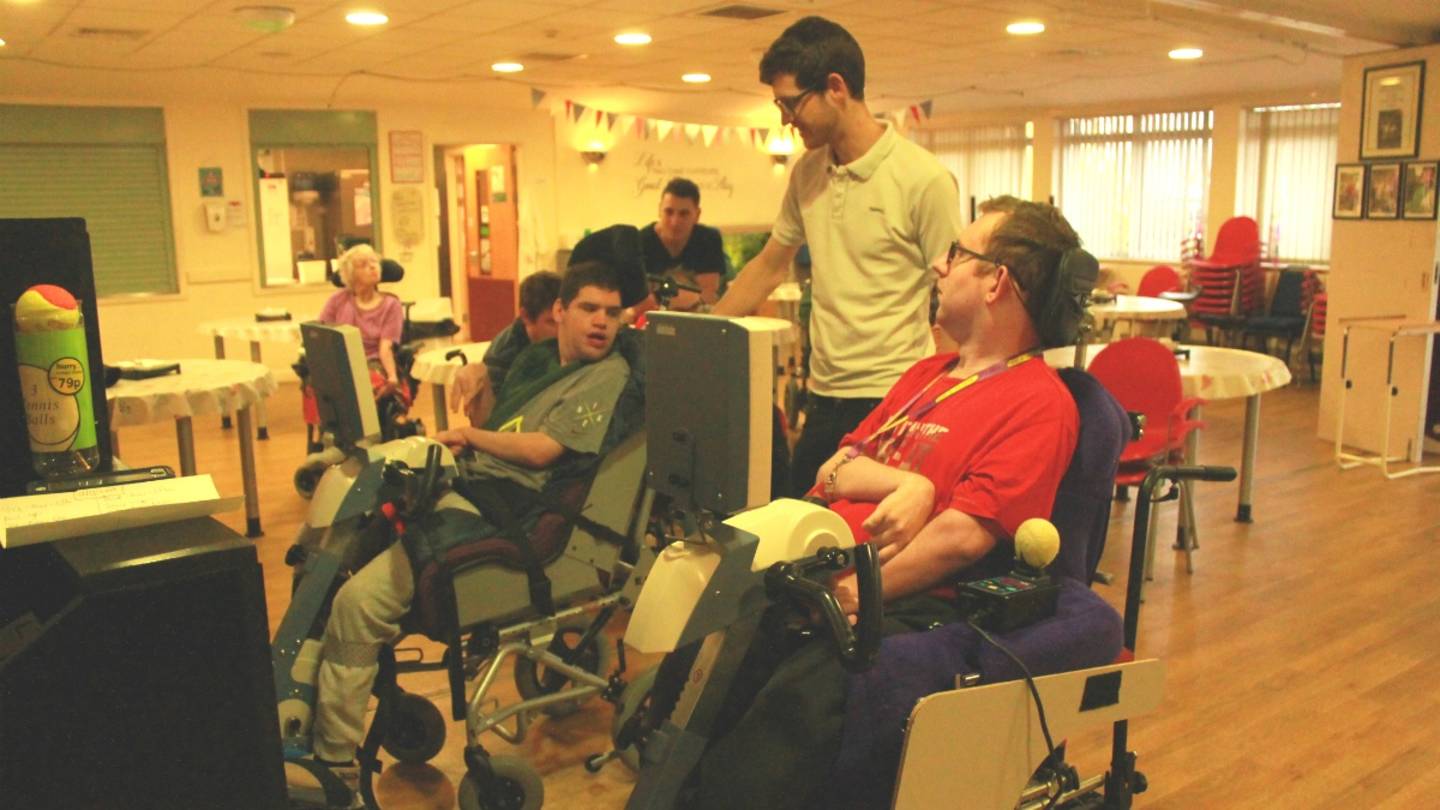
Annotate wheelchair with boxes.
[278,284,660,810]
[293,259,460,498]
[608,328,1237,809]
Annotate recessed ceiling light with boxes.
[345,10,388,26]
[614,32,651,46]
[681,72,711,84]
[1168,47,1203,60]
[491,61,524,73]
[1006,20,1045,36]
[0,38,7,48]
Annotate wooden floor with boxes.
[111,375,1440,809]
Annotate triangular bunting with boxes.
[700,124,717,147]
[656,120,674,141]
[573,102,587,123]
[910,105,922,124]
[595,109,603,127]
[605,111,617,130]
[920,100,933,119]
[531,88,547,109]
[565,99,573,118]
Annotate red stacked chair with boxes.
[1186,216,1263,344]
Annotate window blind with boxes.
[911,123,1032,224]
[1057,110,1212,261]
[1236,104,1339,264]
[0,105,177,296]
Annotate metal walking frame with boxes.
[1333,315,1440,479]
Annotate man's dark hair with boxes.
[518,270,561,320]
[560,260,622,306]
[662,177,701,206]
[978,195,1096,347]
[759,16,866,99]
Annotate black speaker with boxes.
[0,517,287,810]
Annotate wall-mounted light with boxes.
[580,150,607,166]
[770,153,789,166]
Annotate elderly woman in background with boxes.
[319,244,405,387]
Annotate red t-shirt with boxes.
[829,353,1077,546]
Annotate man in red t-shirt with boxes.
[692,196,1096,810]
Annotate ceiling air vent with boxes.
[700,4,785,20]
[71,27,150,40]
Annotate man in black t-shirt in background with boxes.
[640,177,726,311]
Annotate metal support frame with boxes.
[1333,317,1440,480]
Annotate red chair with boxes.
[1136,265,1181,298]
[1186,216,1264,345]
[1088,338,1206,579]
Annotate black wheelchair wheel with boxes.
[381,691,446,764]
[456,756,543,810]
[512,618,613,718]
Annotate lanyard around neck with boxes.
[857,349,1039,452]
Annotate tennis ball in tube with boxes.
[14,285,81,333]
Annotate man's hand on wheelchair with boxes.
[432,428,472,456]
[861,474,934,562]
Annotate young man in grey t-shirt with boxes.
[305,262,629,793]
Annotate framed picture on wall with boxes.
[1333,164,1366,219]
[1366,162,1402,219]
[1401,161,1438,220]
[1360,61,1424,160]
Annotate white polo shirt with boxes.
[772,123,960,398]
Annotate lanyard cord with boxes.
[856,349,1039,454]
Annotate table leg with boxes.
[214,335,232,430]
[431,382,449,432]
[1176,404,1202,553]
[1237,394,1261,523]
[236,405,262,538]
[175,416,197,477]
[249,340,270,441]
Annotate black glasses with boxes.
[773,88,816,118]
[937,240,1001,278]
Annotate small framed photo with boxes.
[1366,163,1402,219]
[1333,164,1366,219]
[1401,161,1438,220]
[1360,61,1424,160]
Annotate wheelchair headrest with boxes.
[329,258,406,287]
[570,225,650,308]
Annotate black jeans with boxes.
[788,394,882,499]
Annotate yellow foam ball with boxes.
[1015,517,1061,569]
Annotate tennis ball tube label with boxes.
[16,330,95,455]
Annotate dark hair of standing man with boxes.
[759,16,866,99]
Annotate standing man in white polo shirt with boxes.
[713,15,961,498]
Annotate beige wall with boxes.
[549,116,791,248]
[1,93,559,376]
[1318,44,1440,452]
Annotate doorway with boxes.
[435,143,520,341]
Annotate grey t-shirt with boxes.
[461,352,630,491]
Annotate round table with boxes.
[1089,295,1187,338]
[1045,343,1291,522]
[198,316,309,439]
[107,358,277,537]
[411,341,490,431]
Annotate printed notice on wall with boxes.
[389,130,425,183]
